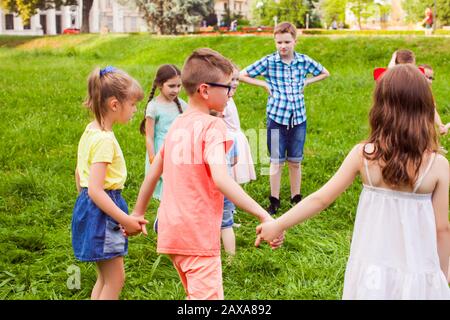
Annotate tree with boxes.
[438,0,450,25]
[347,0,375,29]
[403,0,450,26]
[131,0,213,34]
[80,0,93,33]
[304,0,322,28]
[402,0,428,23]
[319,0,347,27]
[375,0,391,27]
[253,0,308,27]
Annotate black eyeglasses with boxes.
[204,82,233,96]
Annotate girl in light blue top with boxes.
[139,64,187,200]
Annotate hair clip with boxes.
[100,66,116,77]
[373,66,426,81]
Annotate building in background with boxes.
[214,0,252,26]
[0,0,147,36]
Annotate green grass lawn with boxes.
[0,34,449,300]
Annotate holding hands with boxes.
[255,219,285,249]
[121,212,148,237]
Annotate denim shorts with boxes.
[267,117,307,163]
[221,197,236,229]
[72,188,128,262]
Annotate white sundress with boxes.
[223,98,256,184]
[343,153,450,300]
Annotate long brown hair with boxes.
[364,64,439,188]
[139,64,182,135]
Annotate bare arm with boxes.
[88,162,148,234]
[432,156,450,276]
[239,70,271,95]
[207,145,272,223]
[388,51,397,68]
[257,144,361,242]
[132,151,163,217]
[305,67,330,86]
[145,118,156,162]
[434,108,448,135]
[75,167,81,194]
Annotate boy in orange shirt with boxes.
[131,48,283,300]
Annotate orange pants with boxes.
[170,255,224,300]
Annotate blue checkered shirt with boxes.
[245,51,324,126]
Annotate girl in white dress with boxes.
[256,64,450,299]
[223,66,256,184]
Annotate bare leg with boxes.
[288,161,301,197]
[448,257,450,284]
[96,256,125,300]
[91,264,104,300]
[269,162,283,199]
[221,228,236,256]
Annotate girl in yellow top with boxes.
[72,66,148,300]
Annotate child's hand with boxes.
[301,79,310,94]
[130,211,149,236]
[439,124,448,135]
[255,220,284,248]
[269,231,285,249]
[264,83,272,96]
[388,51,397,68]
[121,215,148,237]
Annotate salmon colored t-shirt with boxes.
[156,109,233,256]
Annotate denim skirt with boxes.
[72,188,128,262]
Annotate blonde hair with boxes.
[84,67,144,129]
[181,48,234,95]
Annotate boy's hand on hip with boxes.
[264,83,272,96]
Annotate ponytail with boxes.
[85,68,107,130]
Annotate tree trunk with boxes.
[81,0,94,33]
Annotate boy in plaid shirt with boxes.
[240,22,330,215]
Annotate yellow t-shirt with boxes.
[77,125,127,190]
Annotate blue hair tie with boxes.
[100,66,116,77]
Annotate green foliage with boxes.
[402,0,450,26]
[438,0,450,25]
[132,0,212,34]
[402,0,429,23]
[347,0,376,29]
[319,0,348,26]
[0,34,448,299]
[253,0,308,27]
